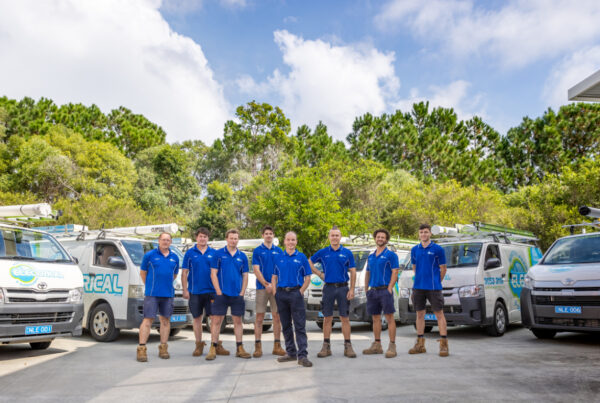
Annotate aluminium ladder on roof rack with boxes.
[39,223,180,240]
[431,222,539,244]
[0,203,60,224]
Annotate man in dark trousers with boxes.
[409,223,449,357]
[273,231,313,367]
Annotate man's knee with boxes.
[416,310,425,318]
[232,315,242,324]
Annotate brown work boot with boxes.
[316,342,331,358]
[272,341,286,356]
[236,344,252,359]
[438,338,449,357]
[216,340,230,355]
[408,337,426,354]
[158,343,169,359]
[136,345,147,362]
[253,341,263,358]
[193,341,206,357]
[344,343,357,358]
[385,342,397,358]
[362,341,383,355]
[205,344,217,361]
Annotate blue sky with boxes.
[1,0,600,143]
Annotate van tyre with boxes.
[169,328,181,337]
[532,329,556,339]
[30,341,52,350]
[316,321,324,329]
[90,303,120,342]
[262,324,272,332]
[486,301,507,337]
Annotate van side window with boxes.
[484,245,501,265]
[94,242,123,268]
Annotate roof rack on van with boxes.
[562,206,600,234]
[0,203,61,225]
[39,223,179,240]
[432,222,538,244]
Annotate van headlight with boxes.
[245,288,256,301]
[523,275,534,289]
[458,285,484,298]
[400,288,411,299]
[128,285,145,298]
[68,287,83,303]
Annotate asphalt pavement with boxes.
[1,322,599,402]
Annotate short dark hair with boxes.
[158,232,172,240]
[195,227,210,238]
[225,229,239,238]
[373,228,390,241]
[419,223,432,231]
[261,225,274,235]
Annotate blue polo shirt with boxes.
[411,242,447,290]
[211,247,249,297]
[367,247,400,288]
[182,245,216,295]
[140,248,180,297]
[274,250,311,288]
[252,243,284,290]
[310,245,356,284]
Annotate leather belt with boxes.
[326,282,348,287]
[277,286,301,292]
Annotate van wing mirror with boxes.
[72,256,79,264]
[484,257,501,270]
[107,256,126,269]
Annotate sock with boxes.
[139,343,146,346]
[255,340,261,344]
[375,339,381,342]
[324,338,330,344]
[441,335,447,339]
[212,342,218,347]
[236,342,242,347]
[274,339,280,343]
[344,339,351,344]
[390,341,395,344]
[418,334,424,338]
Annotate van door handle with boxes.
[501,273,506,278]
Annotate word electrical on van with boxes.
[521,206,600,338]
[0,204,84,350]
[43,224,192,342]
[398,223,543,336]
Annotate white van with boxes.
[0,205,84,350]
[47,224,192,342]
[521,206,600,338]
[306,238,416,330]
[398,223,543,336]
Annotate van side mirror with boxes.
[484,257,501,270]
[399,263,406,271]
[72,256,79,264]
[107,256,126,269]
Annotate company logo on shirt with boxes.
[293,259,301,263]
[339,254,346,258]
[169,258,176,262]
[236,258,243,262]
[427,251,434,255]
[207,255,213,259]
[272,251,278,254]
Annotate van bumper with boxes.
[0,302,84,344]
[398,296,487,326]
[116,297,191,329]
[307,297,369,323]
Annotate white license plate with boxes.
[555,306,581,314]
[425,313,436,321]
[170,314,187,322]
[25,325,52,335]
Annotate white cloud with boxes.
[237,30,400,140]
[0,0,230,144]
[375,0,600,68]
[543,46,600,108]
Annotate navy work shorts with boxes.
[189,293,213,318]
[412,289,444,312]
[143,296,174,319]
[367,288,395,315]
[321,284,350,317]
[211,294,245,317]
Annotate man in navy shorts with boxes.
[363,229,400,358]
[309,226,357,358]
[207,229,251,360]
[182,227,229,358]
[137,232,180,362]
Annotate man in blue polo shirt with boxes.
[252,225,285,358]
[409,223,449,357]
[363,228,400,358]
[137,232,180,362]
[309,226,357,358]
[273,231,313,367]
[206,229,251,360]
[182,227,229,358]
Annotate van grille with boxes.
[536,317,600,328]
[0,312,74,325]
[534,296,600,306]
[5,288,70,304]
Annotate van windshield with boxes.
[121,240,183,267]
[442,243,483,268]
[542,234,600,265]
[0,228,71,262]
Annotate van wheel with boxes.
[316,321,324,329]
[532,329,556,339]
[413,324,433,333]
[90,303,120,342]
[262,324,272,332]
[169,328,181,337]
[486,301,507,337]
[30,341,52,350]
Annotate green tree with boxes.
[294,122,349,167]
[188,181,236,239]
